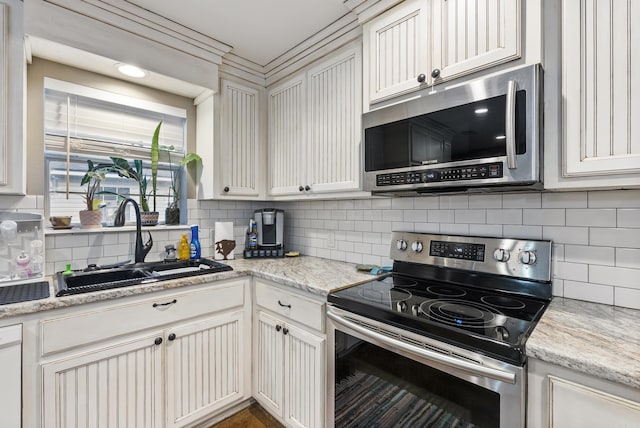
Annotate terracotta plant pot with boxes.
[165,206,180,225]
[140,211,159,226]
[79,209,102,229]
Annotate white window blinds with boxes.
[44,78,186,159]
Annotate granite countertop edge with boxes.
[526,297,640,390]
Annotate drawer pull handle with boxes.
[153,299,177,308]
[278,300,291,309]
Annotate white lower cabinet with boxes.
[528,358,640,428]
[40,279,251,428]
[253,280,325,428]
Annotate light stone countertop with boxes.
[0,256,376,319]
[527,297,640,390]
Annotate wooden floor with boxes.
[209,403,285,428]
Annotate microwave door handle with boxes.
[505,80,517,169]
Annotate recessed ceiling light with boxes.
[115,63,147,78]
[474,108,489,114]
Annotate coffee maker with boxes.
[244,209,285,258]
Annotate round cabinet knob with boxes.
[519,251,537,265]
[396,240,408,251]
[168,333,176,341]
[223,186,230,193]
[417,73,426,83]
[275,325,282,332]
[299,186,304,192]
[411,241,423,253]
[305,185,311,191]
[282,327,289,335]
[493,248,510,262]
[431,68,441,79]
[154,337,163,346]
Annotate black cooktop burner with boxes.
[328,273,549,364]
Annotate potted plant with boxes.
[79,160,112,228]
[164,148,202,225]
[109,157,158,226]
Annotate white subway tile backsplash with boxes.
[469,224,503,237]
[523,209,565,226]
[503,225,543,239]
[414,223,441,233]
[454,210,486,224]
[403,210,428,222]
[553,261,589,282]
[616,248,640,268]
[614,287,640,310]
[503,193,541,208]
[440,223,469,234]
[414,197,440,209]
[542,192,588,208]
[543,226,589,245]
[469,194,502,209]
[566,209,617,227]
[588,190,640,208]
[428,210,455,223]
[589,265,640,289]
[439,195,469,209]
[391,198,414,209]
[564,245,615,266]
[486,209,522,225]
[564,280,614,305]
[371,199,392,209]
[382,210,404,222]
[590,227,640,248]
[618,209,640,228]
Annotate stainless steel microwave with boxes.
[363,64,542,195]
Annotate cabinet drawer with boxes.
[255,280,324,332]
[41,279,247,356]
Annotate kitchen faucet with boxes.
[113,198,153,263]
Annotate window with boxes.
[44,78,188,225]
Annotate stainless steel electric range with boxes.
[327,232,552,428]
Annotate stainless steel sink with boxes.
[55,259,233,296]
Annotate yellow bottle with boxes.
[178,234,190,260]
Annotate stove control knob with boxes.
[396,239,408,251]
[493,248,510,262]
[519,250,537,265]
[411,304,420,317]
[411,241,423,253]
[397,301,407,312]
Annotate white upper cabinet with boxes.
[545,0,640,189]
[363,0,521,106]
[0,0,25,195]
[219,78,264,198]
[268,42,363,199]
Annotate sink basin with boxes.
[55,259,233,297]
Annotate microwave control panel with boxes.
[375,162,503,186]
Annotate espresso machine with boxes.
[244,209,285,258]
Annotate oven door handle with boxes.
[505,79,517,169]
[327,310,516,384]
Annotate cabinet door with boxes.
[283,323,325,428]
[364,0,429,104]
[307,46,362,194]
[562,0,640,178]
[0,0,25,195]
[166,311,246,428]
[549,376,640,428]
[268,74,307,197]
[219,79,262,197]
[431,0,520,81]
[42,333,164,428]
[254,311,285,418]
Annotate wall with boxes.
[275,190,640,310]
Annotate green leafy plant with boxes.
[166,149,202,209]
[80,160,113,211]
[109,157,151,211]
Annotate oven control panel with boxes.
[390,231,552,282]
[430,241,485,262]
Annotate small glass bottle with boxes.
[178,234,190,260]
[189,225,201,260]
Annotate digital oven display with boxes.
[430,241,485,262]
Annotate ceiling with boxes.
[126,0,352,66]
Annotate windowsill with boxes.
[45,224,192,235]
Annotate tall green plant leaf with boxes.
[151,121,162,212]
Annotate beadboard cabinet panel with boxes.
[268,74,307,197]
[563,0,640,177]
[42,333,164,428]
[364,0,428,104]
[166,311,245,428]
[219,79,263,197]
[432,0,520,81]
[254,311,285,416]
[0,0,25,195]
[307,48,362,194]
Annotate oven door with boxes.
[327,307,525,428]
